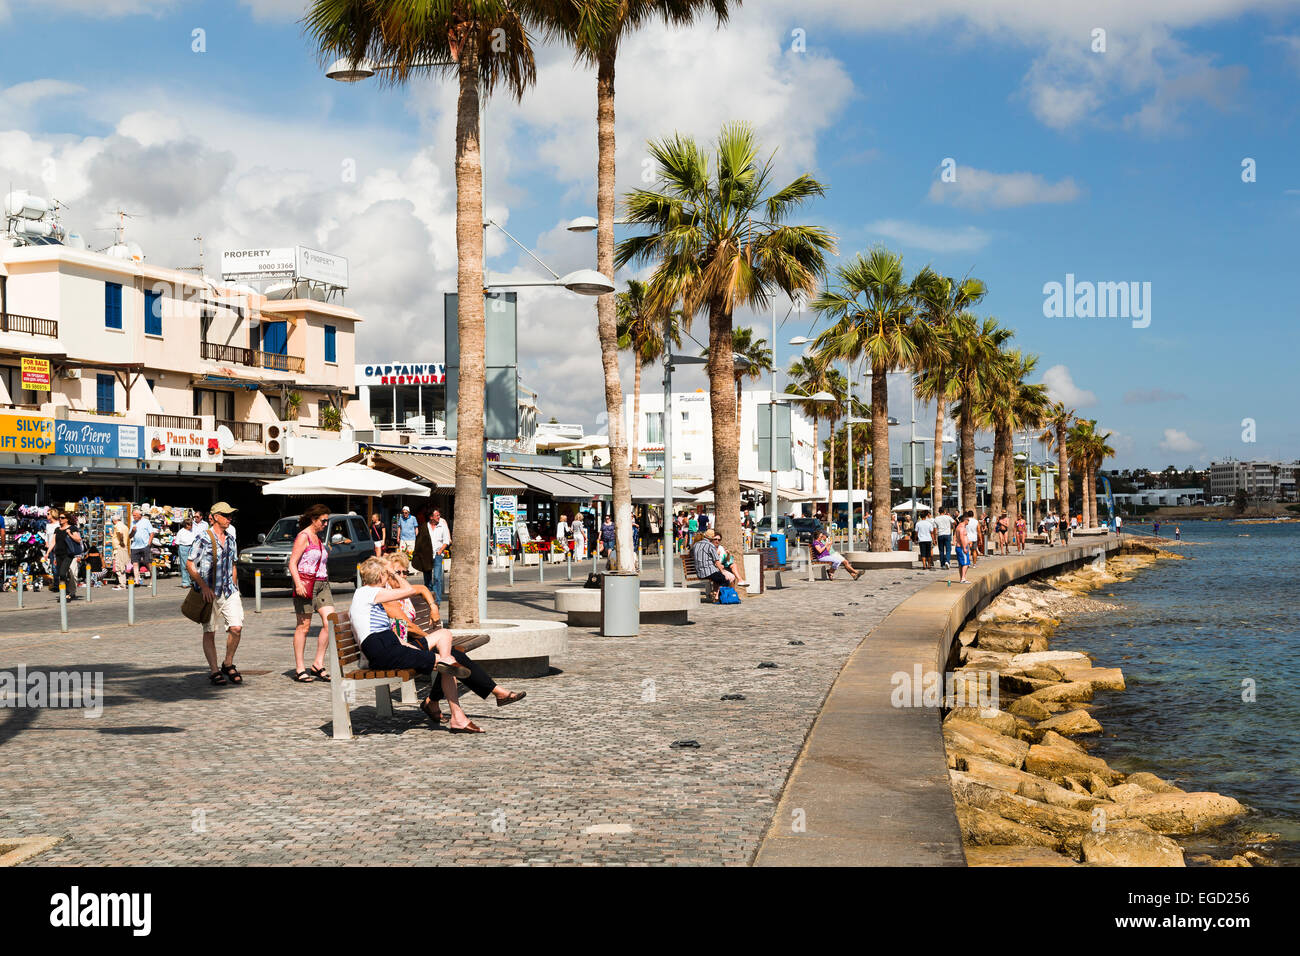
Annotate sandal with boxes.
[435,659,471,679]
[496,690,526,708]
[208,670,227,686]
[293,670,314,683]
[448,720,484,734]
[308,665,331,682]
[220,664,243,685]
[420,697,444,724]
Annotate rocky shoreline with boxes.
[943,543,1273,867]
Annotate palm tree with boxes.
[705,326,773,447]
[548,0,737,573]
[820,366,850,522]
[949,314,1013,515]
[1067,418,1097,527]
[306,0,536,628]
[811,249,936,551]
[617,278,680,468]
[1041,401,1075,526]
[618,123,835,553]
[1088,428,1116,526]
[914,271,986,514]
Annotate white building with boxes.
[1209,459,1298,499]
[625,388,822,493]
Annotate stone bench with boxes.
[446,619,568,679]
[842,550,916,569]
[555,586,699,627]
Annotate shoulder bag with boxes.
[181,530,218,625]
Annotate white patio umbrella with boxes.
[261,462,429,497]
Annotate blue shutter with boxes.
[105,283,122,329]
[262,321,287,355]
[96,374,115,414]
[144,290,162,336]
[324,324,337,363]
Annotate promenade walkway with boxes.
[1,567,939,865]
[755,535,1120,867]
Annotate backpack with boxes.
[717,586,740,605]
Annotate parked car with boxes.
[753,515,824,543]
[235,513,375,596]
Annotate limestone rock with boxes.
[955,804,1059,850]
[1025,743,1122,783]
[1028,681,1094,704]
[964,845,1078,867]
[1000,673,1057,695]
[1009,651,1091,669]
[1106,783,1153,803]
[943,719,1030,769]
[1006,696,1054,721]
[944,707,1017,738]
[949,777,1094,852]
[1055,662,1127,691]
[1040,730,1084,751]
[1024,664,1065,682]
[1081,829,1185,867]
[1126,772,1183,794]
[1209,855,1252,867]
[1108,792,1248,835]
[955,757,1103,811]
[1035,709,1102,737]
[958,647,1017,668]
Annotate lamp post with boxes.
[661,352,707,587]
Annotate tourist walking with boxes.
[915,510,936,569]
[555,513,570,553]
[370,512,386,555]
[288,504,335,683]
[599,514,617,570]
[129,506,154,586]
[1175,525,1181,540]
[1153,520,1160,537]
[175,517,197,589]
[46,512,82,600]
[571,516,587,560]
[110,512,130,589]
[186,502,244,686]
[1015,513,1027,554]
[954,510,974,584]
[397,505,417,556]
[412,508,450,603]
[934,506,954,569]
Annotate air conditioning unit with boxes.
[60,368,81,380]
[265,422,295,455]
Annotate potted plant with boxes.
[285,391,302,420]
[320,404,343,431]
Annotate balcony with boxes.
[217,419,263,443]
[200,341,305,374]
[147,414,202,430]
[1,313,59,338]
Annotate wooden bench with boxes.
[326,601,491,741]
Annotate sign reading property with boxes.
[144,426,223,463]
[54,420,143,459]
[20,357,50,392]
[296,246,348,288]
[220,247,296,280]
[0,413,53,453]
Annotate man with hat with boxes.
[186,502,245,686]
[397,505,418,558]
[691,528,735,603]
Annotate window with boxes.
[249,322,260,351]
[104,283,122,329]
[146,378,155,391]
[681,410,689,421]
[193,388,234,420]
[683,451,692,462]
[261,321,287,355]
[324,324,337,363]
[644,412,663,445]
[96,374,115,414]
[144,290,162,336]
[348,517,369,542]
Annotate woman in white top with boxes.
[570,516,587,561]
[175,517,197,589]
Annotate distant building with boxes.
[1209,459,1299,500]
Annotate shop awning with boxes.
[496,468,590,500]
[628,476,697,502]
[554,473,613,498]
[372,451,524,492]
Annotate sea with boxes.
[1052,520,1300,864]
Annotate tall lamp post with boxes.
[660,352,707,587]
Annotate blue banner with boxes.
[54,420,143,459]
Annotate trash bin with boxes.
[770,532,787,567]
[600,572,640,637]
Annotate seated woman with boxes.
[811,531,862,580]
[714,536,748,588]
[380,553,526,728]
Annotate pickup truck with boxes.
[235,513,375,596]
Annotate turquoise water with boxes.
[1053,521,1300,864]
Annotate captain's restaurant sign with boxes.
[357,363,446,386]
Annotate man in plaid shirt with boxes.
[186,502,245,686]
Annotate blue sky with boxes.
[2,0,1298,469]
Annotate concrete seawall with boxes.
[754,536,1121,867]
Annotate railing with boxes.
[0,313,59,338]
[199,341,305,374]
[217,419,263,443]
[146,413,201,430]
[295,423,341,439]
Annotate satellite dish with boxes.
[215,425,235,450]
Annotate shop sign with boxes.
[492,495,517,546]
[144,426,223,463]
[21,357,50,392]
[54,420,143,459]
[356,363,446,386]
[0,413,53,453]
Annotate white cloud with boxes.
[928,165,1081,210]
[1158,428,1203,454]
[863,219,990,253]
[1040,364,1097,408]
[1,0,178,17]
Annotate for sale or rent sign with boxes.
[21,357,50,392]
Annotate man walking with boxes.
[915,510,936,570]
[954,509,974,584]
[398,505,417,556]
[175,517,197,588]
[186,502,244,686]
[430,509,450,603]
[934,506,954,569]
[129,507,154,586]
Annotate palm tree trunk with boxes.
[1004,430,1018,517]
[595,50,634,571]
[931,394,944,514]
[989,426,1006,517]
[828,417,837,527]
[709,300,742,556]
[631,358,641,468]
[1082,465,1093,527]
[450,48,485,628]
[960,397,976,515]
[1089,458,1100,527]
[1056,426,1069,525]
[735,378,743,451]
[870,362,891,551]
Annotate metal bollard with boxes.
[254,569,262,613]
[128,580,135,625]
[508,555,514,587]
[59,583,68,632]
[660,547,665,571]
[151,564,157,597]
[539,553,545,583]
[566,551,573,581]
[85,563,92,604]
[16,569,23,609]
[356,565,362,589]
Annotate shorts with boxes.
[918,541,932,559]
[130,548,150,568]
[706,570,729,586]
[955,547,970,568]
[294,579,334,616]
[205,590,245,633]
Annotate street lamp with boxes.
[661,352,708,587]
[566,215,632,232]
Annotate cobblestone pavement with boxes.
[0,565,948,865]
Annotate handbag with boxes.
[180,530,218,625]
[584,572,601,589]
[717,586,740,605]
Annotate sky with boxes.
[2,0,1298,470]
